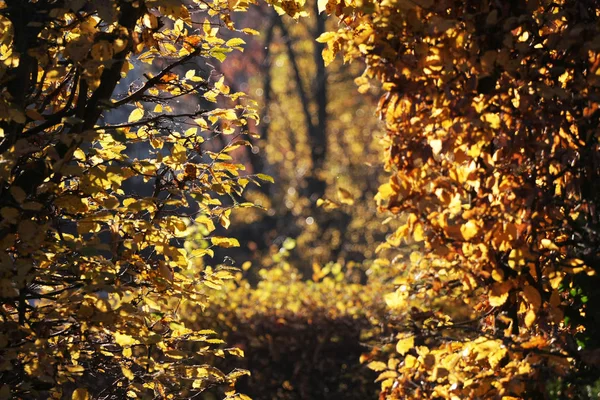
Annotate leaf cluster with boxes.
[0,0,297,398]
[317,0,600,398]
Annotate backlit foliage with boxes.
[318,0,600,398]
[0,0,302,398]
[4,0,600,398]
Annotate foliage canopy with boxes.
[317,0,600,397]
[2,0,600,399]
[0,0,302,397]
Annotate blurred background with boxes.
[180,4,396,399]
[214,4,388,278]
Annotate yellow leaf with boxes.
[226,38,246,48]
[322,46,335,67]
[241,28,259,35]
[404,354,418,368]
[508,248,527,270]
[429,138,442,155]
[128,108,144,123]
[184,127,197,137]
[316,32,337,44]
[540,238,559,251]
[396,335,414,355]
[316,198,339,210]
[413,223,425,242]
[367,361,387,371]
[204,90,218,103]
[375,371,398,382]
[121,366,134,380]
[165,349,188,359]
[203,280,221,290]
[66,365,85,374]
[337,187,354,205]
[385,289,407,310]
[210,237,240,248]
[114,332,136,347]
[460,219,480,241]
[482,113,501,129]
[72,388,90,400]
[524,309,536,328]
[256,173,274,183]
[170,143,187,165]
[376,182,396,202]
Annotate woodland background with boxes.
[0,0,599,399]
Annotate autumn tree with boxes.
[0,0,304,398]
[317,0,600,398]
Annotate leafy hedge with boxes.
[183,259,386,399]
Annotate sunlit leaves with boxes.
[318,0,600,397]
[0,0,291,397]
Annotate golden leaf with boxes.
[405,355,420,371]
[72,389,90,400]
[128,108,144,123]
[121,366,134,380]
[322,47,335,67]
[256,173,274,183]
[524,309,536,328]
[226,38,246,48]
[460,220,480,241]
[367,361,387,371]
[413,223,425,242]
[429,138,443,155]
[114,332,136,347]
[210,237,240,248]
[396,335,414,355]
